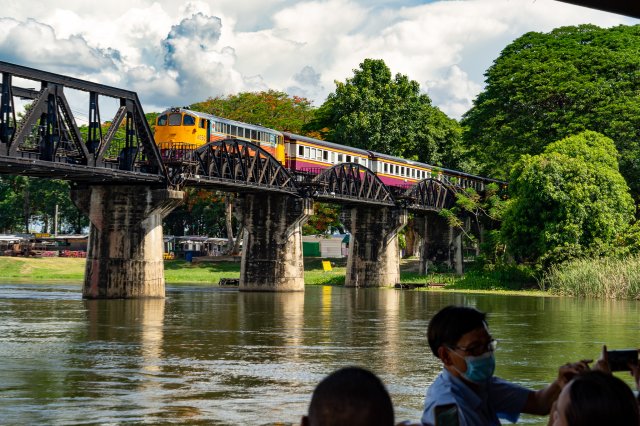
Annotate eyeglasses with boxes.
[450,339,497,357]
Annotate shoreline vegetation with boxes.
[0,256,638,300]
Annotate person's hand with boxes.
[556,359,592,388]
[592,345,611,374]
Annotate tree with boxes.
[303,203,342,236]
[462,24,640,197]
[307,59,465,168]
[501,131,634,267]
[190,90,315,133]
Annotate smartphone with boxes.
[435,403,460,426]
[607,349,639,372]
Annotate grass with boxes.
[0,257,86,282]
[0,256,550,298]
[543,255,640,300]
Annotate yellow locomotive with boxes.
[154,107,285,164]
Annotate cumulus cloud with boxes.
[0,18,118,75]
[0,0,637,119]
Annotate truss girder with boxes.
[191,138,297,193]
[311,163,395,205]
[0,61,165,182]
[403,178,456,211]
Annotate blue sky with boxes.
[0,0,637,119]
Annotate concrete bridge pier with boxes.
[235,193,313,292]
[342,206,407,287]
[71,185,184,299]
[414,213,463,275]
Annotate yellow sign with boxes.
[322,260,332,272]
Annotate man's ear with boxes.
[301,415,309,426]
[437,346,453,366]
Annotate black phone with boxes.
[435,403,459,426]
[607,349,639,372]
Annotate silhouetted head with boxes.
[551,370,639,426]
[301,367,394,426]
[427,305,487,358]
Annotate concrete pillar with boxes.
[414,212,464,275]
[342,206,407,287]
[235,193,312,292]
[71,185,184,299]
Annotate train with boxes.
[153,107,500,191]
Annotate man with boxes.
[422,306,588,426]
[302,366,395,426]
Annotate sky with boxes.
[0,0,637,120]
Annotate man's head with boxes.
[427,306,496,382]
[301,367,394,426]
[427,305,488,357]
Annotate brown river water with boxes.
[0,284,638,425]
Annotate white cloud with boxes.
[0,0,636,119]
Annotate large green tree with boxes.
[501,131,634,267]
[462,24,640,196]
[190,90,315,133]
[307,59,464,168]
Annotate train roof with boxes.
[161,107,283,135]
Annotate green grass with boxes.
[543,256,640,299]
[0,257,85,282]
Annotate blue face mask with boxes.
[450,350,496,383]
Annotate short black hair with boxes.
[427,305,487,357]
[565,370,639,426]
[307,367,394,426]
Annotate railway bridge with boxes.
[0,61,496,297]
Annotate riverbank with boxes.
[0,256,547,296]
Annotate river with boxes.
[0,284,638,425]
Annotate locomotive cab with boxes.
[155,108,209,162]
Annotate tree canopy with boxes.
[190,90,315,133]
[462,24,640,196]
[307,59,464,168]
[501,131,635,267]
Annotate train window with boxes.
[183,115,195,126]
[354,157,359,164]
[169,113,182,126]
[323,150,328,161]
[298,146,304,156]
[317,150,322,160]
[395,165,399,174]
[400,166,404,176]
[270,134,276,144]
[383,163,388,173]
[311,148,316,159]
[199,119,205,129]
[305,147,310,158]
[157,114,168,126]
[251,130,257,140]
[338,153,343,162]
[331,152,335,163]
[346,155,352,162]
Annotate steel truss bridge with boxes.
[0,61,498,212]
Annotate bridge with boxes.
[0,61,498,297]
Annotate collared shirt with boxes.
[421,369,531,426]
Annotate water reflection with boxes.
[0,284,638,425]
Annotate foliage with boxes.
[501,131,635,268]
[302,202,343,236]
[307,59,465,168]
[190,90,315,133]
[462,24,640,197]
[0,176,88,234]
[163,189,228,236]
[543,255,640,299]
[439,182,506,262]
